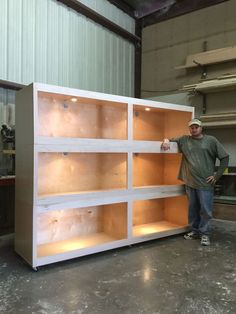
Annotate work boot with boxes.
[183,231,200,240]
[201,235,210,246]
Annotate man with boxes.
[161,118,229,246]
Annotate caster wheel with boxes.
[32,267,39,272]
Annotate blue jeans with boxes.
[185,186,214,236]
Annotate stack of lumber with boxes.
[175,46,236,70]
[181,74,236,93]
[200,111,236,128]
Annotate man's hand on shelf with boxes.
[160,139,170,151]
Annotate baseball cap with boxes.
[188,118,202,127]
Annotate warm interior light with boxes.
[71,97,77,102]
[145,108,151,111]
[139,225,157,234]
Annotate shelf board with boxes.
[36,185,185,213]
[38,184,184,199]
[196,79,236,93]
[133,221,184,237]
[36,138,179,153]
[175,46,236,70]
[181,75,236,94]
[200,112,236,128]
[37,232,119,257]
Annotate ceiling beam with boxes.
[143,0,230,27]
[57,0,140,45]
[107,0,135,18]
[135,0,176,19]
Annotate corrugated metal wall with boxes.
[0,0,135,175]
[0,0,135,96]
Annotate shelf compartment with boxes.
[37,202,128,257]
[132,196,188,237]
[38,152,127,197]
[37,91,127,139]
[133,153,182,187]
[133,105,192,141]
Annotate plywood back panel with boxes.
[38,92,127,139]
[164,196,188,225]
[100,153,127,190]
[37,207,103,245]
[38,153,127,196]
[103,203,127,239]
[163,154,183,185]
[164,111,192,139]
[133,153,164,187]
[99,104,127,139]
[133,107,165,141]
[133,199,165,226]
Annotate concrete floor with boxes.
[0,220,235,314]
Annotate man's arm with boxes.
[215,155,229,180]
[206,155,229,185]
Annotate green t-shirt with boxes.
[171,135,229,190]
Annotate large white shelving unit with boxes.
[15,83,194,268]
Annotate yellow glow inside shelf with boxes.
[133,221,184,237]
[37,233,119,257]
